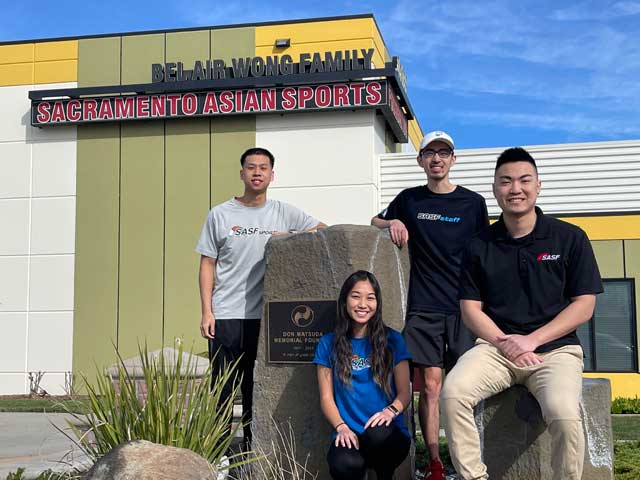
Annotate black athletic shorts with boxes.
[403,311,475,371]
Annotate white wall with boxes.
[257,110,391,225]
[380,140,640,216]
[0,83,76,395]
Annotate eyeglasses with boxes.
[421,149,453,159]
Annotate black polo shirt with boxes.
[459,207,603,353]
[380,185,489,314]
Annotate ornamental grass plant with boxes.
[62,343,244,473]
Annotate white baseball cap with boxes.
[419,130,455,151]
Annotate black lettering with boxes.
[310,52,324,73]
[213,60,226,79]
[266,56,279,76]
[299,53,311,73]
[165,62,177,81]
[177,62,186,81]
[361,48,374,69]
[193,61,205,81]
[351,49,362,70]
[151,64,164,82]
[251,57,265,77]
[324,52,342,72]
[231,57,251,78]
[280,55,293,75]
[343,51,351,71]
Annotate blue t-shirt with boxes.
[313,328,412,438]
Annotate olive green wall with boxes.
[73,27,256,378]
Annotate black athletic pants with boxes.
[208,318,261,447]
[327,424,410,480]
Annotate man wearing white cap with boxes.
[371,131,488,479]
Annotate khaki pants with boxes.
[441,340,584,480]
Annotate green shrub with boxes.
[612,396,640,414]
[63,344,244,471]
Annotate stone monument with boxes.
[475,378,614,480]
[252,225,412,479]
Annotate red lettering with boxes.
[36,102,51,123]
[202,93,219,114]
[235,90,243,112]
[151,95,166,117]
[282,87,296,110]
[51,102,65,122]
[261,89,276,110]
[365,82,382,104]
[66,100,81,122]
[315,85,331,108]
[350,83,365,104]
[137,96,150,118]
[182,93,197,115]
[244,90,259,111]
[114,97,134,118]
[219,91,233,113]
[333,85,349,106]
[98,98,114,120]
[83,99,98,121]
[298,86,313,108]
[167,94,181,116]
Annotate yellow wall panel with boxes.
[0,63,33,86]
[34,40,78,61]
[409,119,422,151]
[591,240,624,278]
[583,373,640,399]
[256,18,375,46]
[34,59,77,84]
[561,215,640,240]
[0,43,34,64]
[256,18,386,68]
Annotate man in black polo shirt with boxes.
[441,147,603,480]
[371,130,488,479]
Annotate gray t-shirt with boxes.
[196,198,319,319]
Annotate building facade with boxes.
[0,14,421,394]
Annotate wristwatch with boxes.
[386,404,400,416]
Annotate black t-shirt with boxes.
[380,185,489,314]
[459,207,604,353]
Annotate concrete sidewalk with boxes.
[0,413,89,478]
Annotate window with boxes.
[577,279,638,373]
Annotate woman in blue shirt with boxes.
[313,270,412,480]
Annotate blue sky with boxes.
[2,0,639,149]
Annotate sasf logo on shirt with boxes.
[351,354,371,371]
[537,252,561,261]
[228,225,276,236]
[417,212,461,223]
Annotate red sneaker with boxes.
[424,459,445,480]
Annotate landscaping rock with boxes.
[83,440,217,480]
[476,378,614,480]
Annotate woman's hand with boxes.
[335,423,359,449]
[364,408,396,429]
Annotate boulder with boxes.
[252,225,413,479]
[83,440,217,480]
[475,378,614,480]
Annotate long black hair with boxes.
[332,270,394,398]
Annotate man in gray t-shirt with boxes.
[196,147,325,449]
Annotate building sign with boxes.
[29,50,413,142]
[32,81,386,126]
[152,49,376,82]
[267,300,336,363]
